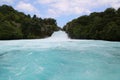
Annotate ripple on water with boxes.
[0,31,120,80]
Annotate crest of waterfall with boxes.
[46,31,70,41]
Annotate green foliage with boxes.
[0,21,23,40]
[64,7,120,41]
[0,5,59,40]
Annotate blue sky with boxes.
[0,0,120,27]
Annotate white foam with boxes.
[45,31,70,42]
[50,31,68,39]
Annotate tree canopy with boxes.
[0,5,60,40]
[63,8,120,41]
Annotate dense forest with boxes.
[63,8,120,41]
[0,5,120,41]
[0,5,60,40]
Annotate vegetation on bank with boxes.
[63,8,120,41]
[0,5,60,40]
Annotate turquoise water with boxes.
[0,31,120,80]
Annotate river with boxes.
[0,31,120,80]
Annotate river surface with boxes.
[0,31,120,80]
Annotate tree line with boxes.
[0,5,60,40]
[63,8,120,41]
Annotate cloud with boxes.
[15,1,42,17]
[1,0,120,18]
[37,0,92,17]
[0,0,15,4]
[94,0,120,9]
[37,0,120,17]
[37,0,56,4]
[16,1,37,12]
[110,1,120,9]
[112,3,120,9]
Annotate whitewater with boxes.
[0,31,120,80]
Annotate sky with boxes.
[0,0,120,27]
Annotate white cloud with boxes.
[0,0,15,4]
[37,0,120,17]
[1,0,120,18]
[110,0,120,9]
[16,1,37,12]
[15,1,42,17]
[37,0,56,4]
[112,3,120,9]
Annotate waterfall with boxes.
[46,31,69,41]
[50,31,68,39]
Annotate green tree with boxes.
[0,5,60,40]
[63,7,120,41]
